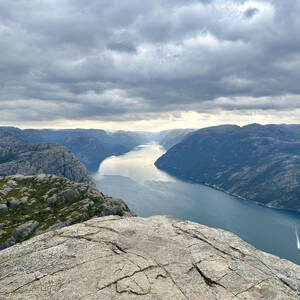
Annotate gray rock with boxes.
[0,140,94,185]
[0,236,16,250]
[0,216,299,299]
[47,194,57,203]
[0,186,12,196]
[14,220,39,239]
[20,196,28,203]
[59,189,80,201]
[10,174,26,182]
[7,197,19,207]
[0,203,8,213]
[7,180,17,187]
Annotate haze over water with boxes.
[94,143,300,265]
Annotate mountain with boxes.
[155,124,300,211]
[0,215,299,299]
[0,174,133,250]
[156,129,195,150]
[22,129,148,172]
[0,127,93,184]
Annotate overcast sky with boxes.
[1,0,300,131]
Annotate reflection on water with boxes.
[93,143,300,265]
[94,143,174,183]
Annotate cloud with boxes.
[0,0,300,127]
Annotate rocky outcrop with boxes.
[0,127,93,184]
[0,174,133,250]
[0,215,299,299]
[156,124,300,211]
[0,142,94,184]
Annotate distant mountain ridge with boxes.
[0,126,196,178]
[0,127,93,184]
[22,128,148,172]
[156,128,195,150]
[155,124,300,211]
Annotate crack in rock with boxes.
[173,224,235,258]
[230,246,246,258]
[232,278,269,297]
[97,265,158,292]
[116,272,151,295]
[192,263,226,289]
[110,242,127,255]
[250,253,299,294]
[84,223,120,234]
[153,258,189,300]
[5,273,47,295]
[3,253,114,296]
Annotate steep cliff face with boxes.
[0,174,133,250]
[155,124,300,211]
[0,128,93,184]
[0,215,299,299]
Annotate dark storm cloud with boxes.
[244,7,259,18]
[1,0,300,122]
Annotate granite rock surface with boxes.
[0,215,299,299]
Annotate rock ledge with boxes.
[1,215,299,299]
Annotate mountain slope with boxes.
[23,129,148,172]
[155,124,300,211]
[157,128,195,150]
[0,174,133,250]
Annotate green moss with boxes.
[38,217,58,231]
[0,225,18,244]
[0,176,127,249]
[0,180,6,189]
[115,209,124,217]
[7,188,22,199]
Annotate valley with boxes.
[94,142,300,265]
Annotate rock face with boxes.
[0,127,93,184]
[156,124,300,211]
[0,174,133,250]
[0,215,299,299]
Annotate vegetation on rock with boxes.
[0,174,132,250]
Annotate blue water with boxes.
[93,143,300,265]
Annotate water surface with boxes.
[94,143,300,265]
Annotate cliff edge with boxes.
[1,215,299,299]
